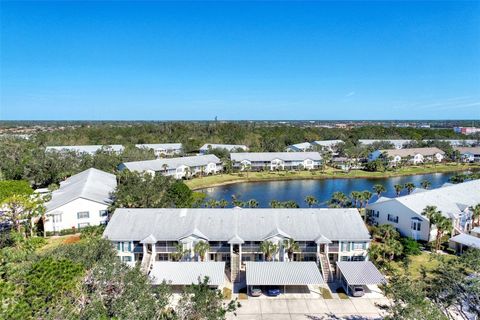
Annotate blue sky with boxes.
[1,1,479,120]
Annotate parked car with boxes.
[350,285,365,297]
[250,287,262,297]
[266,286,281,296]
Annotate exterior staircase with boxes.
[319,253,334,283]
[231,254,240,283]
[141,252,153,274]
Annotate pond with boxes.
[200,171,464,207]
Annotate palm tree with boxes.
[350,191,361,208]
[422,205,441,234]
[218,199,229,208]
[361,191,373,207]
[184,167,192,180]
[194,241,211,261]
[404,182,415,194]
[231,195,242,207]
[162,163,168,175]
[269,200,280,208]
[470,204,480,227]
[206,198,218,208]
[394,184,403,197]
[283,238,300,262]
[241,162,251,178]
[328,191,348,208]
[420,180,431,189]
[171,243,188,262]
[434,216,453,251]
[372,184,386,199]
[247,199,259,208]
[304,195,318,208]
[259,240,279,261]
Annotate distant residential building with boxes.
[424,139,478,147]
[44,168,117,234]
[286,142,313,152]
[46,145,124,155]
[135,143,183,157]
[454,147,480,163]
[118,155,222,179]
[231,152,322,171]
[199,143,248,154]
[454,127,480,135]
[103,208,371,282]
[286,140,343,153]
[359,139,412,149]
[368,147,445,165]
[366,180,480,241]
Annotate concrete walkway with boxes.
[227,297,389,320]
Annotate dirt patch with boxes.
[63,234,81,244]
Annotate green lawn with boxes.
[390,251,457,279]
[185,163,479,190]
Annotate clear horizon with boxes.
[1,1,480,121]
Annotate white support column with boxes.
[152,243,157,261]
[239,244,242,266]
[337,241,342,262]
[316,244,320,265]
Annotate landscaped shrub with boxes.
[401,237,422,256]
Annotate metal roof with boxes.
[245,262,324,286]
[231,152,322,162]
[200,143,248,151]
[149,262,225,286]
[454,147,480,155]
[46,145,124,154]
[336,261,386,286]
[312,140,344,147]
[46,168,117,212]
[287,142,313,151]
[472,227,480,233]
[450,233,480,249]
[103,208,371,242]
[368,180,480,220]
[136,143,182,150]
[119,154,221,172]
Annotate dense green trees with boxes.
[111,171,196,209]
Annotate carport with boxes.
[149,261,226,288]
[336,261,386,296]
[245,262,324,295]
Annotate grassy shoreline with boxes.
[185,163,480,190]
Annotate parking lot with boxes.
[227,297,389,320]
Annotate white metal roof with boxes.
[312,140,344,147]
[472,227,480,234]
[287,142,313,151]
[103,208,370,242]
[45,145,124,154]
[450,233,480,249]
[119,154,221,172]
[46,168,117,212]
[336,261,386,286]
[380,147,445,157]
[200,143,248,151]
[149,262,226,286]
[454,147,480,155]
[368,180,480,220]
[245,262,324,286]
[136,143,182,150]
[231,152,322,162]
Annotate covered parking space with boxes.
[336,261,386,296]
[245,262,324,297]
[149,261,226,290]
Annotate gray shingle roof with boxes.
[336,261,386,285]
[149,262,226,286]
[200,143,248,151]
[231,152,321,162]
[46,168,117,212]
[454,147,480,155]
[103,208,371,242]
[450,233,480,249]
[245,262,324,286]
[119,154,221,172]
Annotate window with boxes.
[77,211,89,219]
[52,214,62,223]
[387,214,399,223]
[351,256,365,261]
[99,210,108,217]
[411,221,421,231]
[341,256,350,261]
[353,242,365,250]
[122,256,132,262]
[78,222,90,229]
[123,242,131,252]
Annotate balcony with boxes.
[328,245,339,253]
[209,245,230,253]
[242,245,261,253]
[155,245,177,253]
